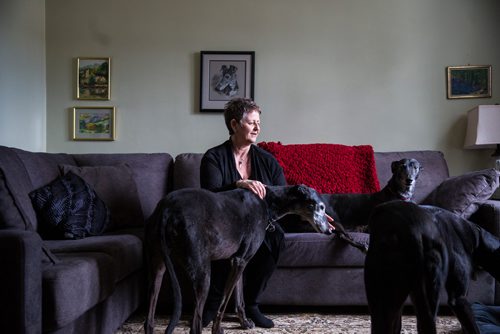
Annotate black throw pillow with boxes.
[29,171,110,239]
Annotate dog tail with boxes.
[160,208,182,334]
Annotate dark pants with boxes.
[204,225,284,311]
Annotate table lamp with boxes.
[464,105,500,171]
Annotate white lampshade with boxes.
[464,105,500,149]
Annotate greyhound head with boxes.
[389,158,422,200]
[267,184,332,234]
[213,65,239,97]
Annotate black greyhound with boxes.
[365,201,500,334]
[144,185,332,334]
[318,158,422,252]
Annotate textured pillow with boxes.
[422,168,500,218]
[258,142,380,194]
[59,164,144,229]
[29,171,110,239]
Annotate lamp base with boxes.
[493,144,500,159]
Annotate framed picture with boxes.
[72,106,116,141]
[200,51,255,112]
[447,65,492,99]
[76,57,111,100]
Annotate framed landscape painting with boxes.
[77,57,111,100]
[447,65,491,99]
[72,106,115,141]
[200,51,255,112]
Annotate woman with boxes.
[200,98,286,328]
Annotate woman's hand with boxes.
[236,179,266,199]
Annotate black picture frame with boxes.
[200,51,255,112]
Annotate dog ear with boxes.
[294,184,310,196]
[391,160,399,173]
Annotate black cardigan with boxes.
[200,140,286,191]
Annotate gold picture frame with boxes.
[72,106,116,141]
[76,57,111,100]
[446,65,492,99]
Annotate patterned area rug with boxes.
[116,312,462,333]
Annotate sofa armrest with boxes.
[469,200,500,237]
[0,230,42,334]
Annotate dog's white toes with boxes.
[241,319,255,329]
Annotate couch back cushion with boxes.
[173,153,203,190]
[374,150,449,203]
[173,150,449,204]
[72,153,173,220]
[0,146,173,232]
[59,164,142,230]
[0,146,77,231]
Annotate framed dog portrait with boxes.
[76,57,111,100]
[199,51,255,112]
[446,65,492,99]
[72,106,116,141]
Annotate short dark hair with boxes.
[223,98,261,135]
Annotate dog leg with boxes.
[448,296,480,334]
[144,260,165,334]
[234,277,254,329]
[365,249,410,334]
[212,257,247,334]
[445,259,481,334]
[410,282,440,334]
[190,268,211,334]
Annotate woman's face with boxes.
[233,110,261,144]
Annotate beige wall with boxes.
[0,0,46,152]
[43,0,500,174]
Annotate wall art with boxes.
[77,57,111,100]
[200,51,255,112]
[72,106,115,141]
[447,65,491,99]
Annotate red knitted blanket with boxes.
[258,142,380,194]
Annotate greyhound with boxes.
[144,184,332,334]
[365,201,500,334]
[213,64,239,97]
[314,158,421,252]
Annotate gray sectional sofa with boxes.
[1,145,499,334]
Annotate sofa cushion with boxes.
[43,233,143,283]
[42,252,116,331]
[0,146,73,231]
[278,233,368,267]
[422,169,500,219]
[72,153,173,218]
[0,168,28,230]
[173,153,203,190]
[59,164,143,230]
[29,172,110,239]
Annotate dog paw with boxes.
[240,318,255,329]
[211,326,224,334]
